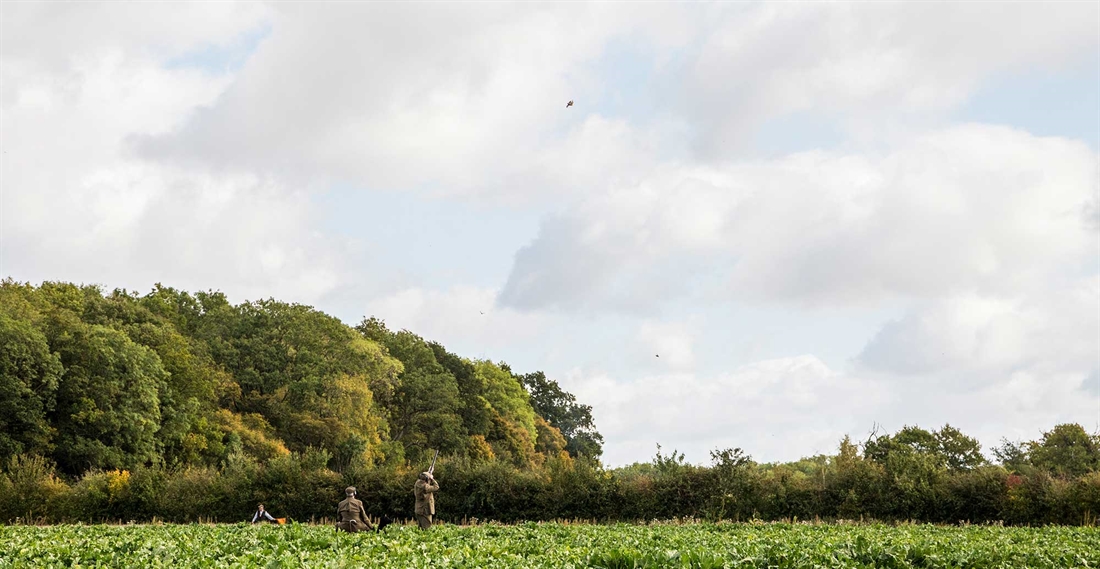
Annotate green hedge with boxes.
[2,453,1098,525]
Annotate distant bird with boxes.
[655,354,660,358]
[566,100,574,108]
[480,311,484,315]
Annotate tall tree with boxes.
[520,371,603,459]
[431,342,492,437]
[49,321,166,473]
[357,318,464,462]
[203,301,400,463]
[477,361,538,466]
[0,312,61,461]
[84,288,229,466]
[992,438,1030,472]
[933,424,985,471]
[864,424,985,472]
[1028,423,1100,478]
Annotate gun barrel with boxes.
[428,449,439,474]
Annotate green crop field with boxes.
[2,522,1098,568]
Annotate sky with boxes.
[2,1,1098,467]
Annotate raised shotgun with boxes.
[428,449,440,475]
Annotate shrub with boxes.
[0,454,69,522]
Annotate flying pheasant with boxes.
[566,100,574,108]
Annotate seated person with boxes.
[251,503,278,524]
[335,486,374,533]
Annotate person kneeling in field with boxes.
[251,504,284,524]
[413,472,439,530]
[335,486,374,533]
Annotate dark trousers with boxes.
[416,514,432,529]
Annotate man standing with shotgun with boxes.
[413,449,440,530]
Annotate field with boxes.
[1,522,1098,568]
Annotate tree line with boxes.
[1,280,1097,525]
[0,280,602,476]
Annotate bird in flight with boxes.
[566,100,574,108]
[655,354,660,358]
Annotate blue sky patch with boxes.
[165,23,272,75]
[316,183,543,293]
[955,54,1100,149]
[753,110,847,157]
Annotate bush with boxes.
[0,455,69,522]
[2,449,1100,525]
[940,466,1007,523]
[1069,471,1100,525]
[158,466,222,522]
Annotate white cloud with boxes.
[132,3,695,203]
[872,365,1100,457]
[858,277,1100,382]
[500,125,1098,311]
[363,286,553,359]
[0,2,272,76]
[676,2,1099,156]
[496,121,1099,463]
[565,341,1099,467]
[129,3,1100,197]
[1083,369,1100,397]
[561,355,889,466]
[4,2,1097,467]
[857,296,1029,377]
[637,320,697,370]
[2,4,350,305]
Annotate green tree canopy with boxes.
[0,281,604,475]
[0,312,62,462]
[520,371,604,459]
[357,318,464,462]
[1028,423,1100,478]
[864,424,985,472]
[50,322,166,474]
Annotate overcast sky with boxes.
[3,2,1098,467]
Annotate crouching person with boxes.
[335,486,374,533]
